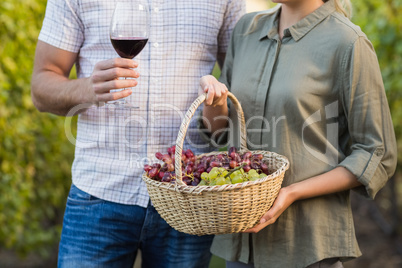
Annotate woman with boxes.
[200,0,397,267]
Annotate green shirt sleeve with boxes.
[337,36,397,199]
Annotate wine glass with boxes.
[109,1,150,108]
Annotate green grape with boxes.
[198,180,207,186]
[202,164,269,186]
[248,169,258,176]
[209,169,219,180]
[229,170,239,179]
[216,177,226,185]
[210,167,219,173]
[250,172,259,178]
[249,176,259,182]
[231,175,243,184]
[221,170,229,177]
[218,167,226,173]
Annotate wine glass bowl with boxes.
[109,1,150,107]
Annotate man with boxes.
[31,0,245,267]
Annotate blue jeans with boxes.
[58,184,213,268]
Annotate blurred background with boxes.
[0,0,401,267]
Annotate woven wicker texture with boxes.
[142,92,289,235]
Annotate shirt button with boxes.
[154,7,159,13]
[153,42,159,48]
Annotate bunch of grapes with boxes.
[199,166,268,186]
[144,146,271,186]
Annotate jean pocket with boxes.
[67,184,105,205]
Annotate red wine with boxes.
[111,37,148,59]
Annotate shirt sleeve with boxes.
[337,36,397,199]
[38,0,84,53]
[217,0,246,54]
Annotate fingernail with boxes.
[260,218,266,224]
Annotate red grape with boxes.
[143,164,152,172]
[242,152,252,159]
[193,171,201,179]
[210,161,222,167]
[216,154,224,161]
[152,163,161,169]
[229,151,237,159]
[167,146,175,157]
[155,152,163,160]
[243,165,251,172]
[161,176,171,183]
[251,162,260,170]
[184,165,193,174]
[160,163,168,172]
[162,154,172,164]
[167,163,174,172]
[242,159,251,166]
[229,160,238,169]
[197,167,205,173]
[261,163,269,174]
[184,149,195,158]
[253,154,263,160]
[182,176,192,185]
[149,168,158,178]
[192,178,200,186]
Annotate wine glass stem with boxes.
[118,77,127,104]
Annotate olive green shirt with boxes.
[202,1,397,267]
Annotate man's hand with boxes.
[89,58,139,104]
[31,41,140,115]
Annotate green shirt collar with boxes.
[260,0,336,42]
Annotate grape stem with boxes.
[224,163,246,178]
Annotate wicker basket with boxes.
[142,92,289,235]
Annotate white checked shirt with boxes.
[39,0,246,206]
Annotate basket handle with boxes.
[174,92,247,185]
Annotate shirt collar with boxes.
[259,0,336,42]
[259,10,280,41]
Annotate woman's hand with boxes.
[200,75,228,107]
[243,186,296,233]
[200,75,229,136]
[243,167,361,233]
[89,58,140,104]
